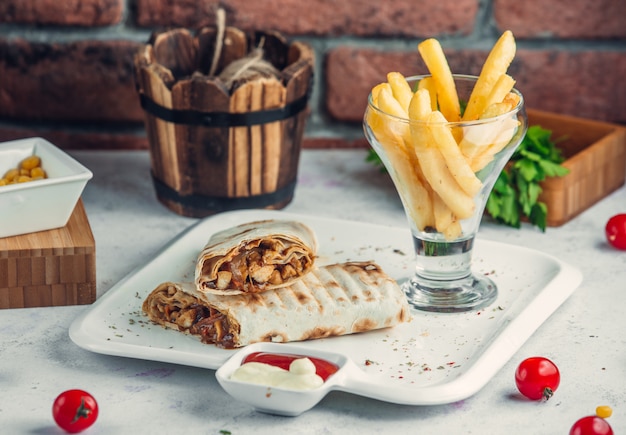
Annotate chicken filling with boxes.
[155,299,236,349]
[208,240,311,291]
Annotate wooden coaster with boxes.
[0,199,96,309]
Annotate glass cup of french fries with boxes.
[364,71,527,312]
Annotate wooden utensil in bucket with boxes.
[133,20,313,217]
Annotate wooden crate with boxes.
[529,109,626,226]
[0,199,96,309]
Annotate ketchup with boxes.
[242,352,339,381]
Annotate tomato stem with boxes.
[543,387,554,400]
[71,398,92,423]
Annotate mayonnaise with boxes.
[231,357,324,390]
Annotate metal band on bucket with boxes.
[151,173,297,212]
[139,91,309,127]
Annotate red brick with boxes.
[0,0,123,26]
[513,49,626,124]
[325,46,483,123]
[303,137,369,149]
[325,46,626,125]
[0,127,371,152]
[494,0,626,39]
[134,0,216,28]
[0,127,367,151]
[0,39,144,123]
[0,128,149,151]
[135,0,478,36]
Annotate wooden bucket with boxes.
[133,27,313,217]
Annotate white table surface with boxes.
[1,149,624,434]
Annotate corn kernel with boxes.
[1,155,47,188]
[20,155,41,171]
[3,168,19,180]
[596,405,613,419]
[30,167,46,178]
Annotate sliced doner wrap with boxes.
[144,262,411,349]
[194,220,318,295]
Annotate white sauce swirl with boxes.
[231,357,324,390]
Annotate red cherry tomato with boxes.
[242,352,339,381]
[514,357,560,400]
[52,389,98,433]
[605,213,626,250]
[570,416,613,435]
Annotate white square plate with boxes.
[69,210,582,406]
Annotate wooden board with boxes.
[529,109,626,227]
[0,199,96,309]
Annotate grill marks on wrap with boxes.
[142,261,410,349]
[258,262,399,338]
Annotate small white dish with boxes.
[0,137,93,238]
[215,342,351,416]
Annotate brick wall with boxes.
[0,0,624,150]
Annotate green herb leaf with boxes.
[530,202,548,231]
[486,124,569,230]
[366,148,386,172]
[538,159,570,178]
[515,158,539,182]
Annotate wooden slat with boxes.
[249,80,264,195]
[141,64,179,191]
[171,74,231,200]
[77,283,96,305]
[262,78,287,193]
[279,41,314,189]
[197,26,247,76]
[152,28,197,79]
[230,82,253,196]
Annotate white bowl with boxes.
[0,137,93,238]
[215,342,352,417]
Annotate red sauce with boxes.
[242,352,340,382]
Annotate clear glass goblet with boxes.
[363,74,528,312]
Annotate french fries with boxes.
[366,31,521,240]
[367,84,435,231]
[462,30,516,121]
[417,77,438,111]
[387,72,413,115]
[417,38,460,122]
[426,111,483,197]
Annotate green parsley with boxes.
[486,125,569,231]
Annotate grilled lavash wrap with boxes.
[144,262,411,349]
[195,220,317,295]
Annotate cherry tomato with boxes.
[570,416,613,435]
[514,357,560,400]
[52,389,98,433]
[242,352,339,381]
[605,213,626,250]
